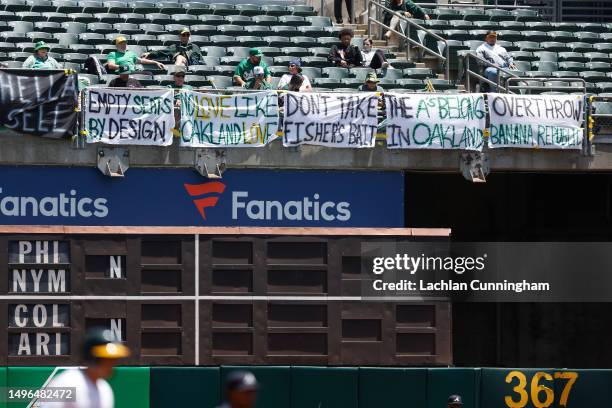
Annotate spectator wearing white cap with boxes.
[277,58,312,92]
[244,66,272,90]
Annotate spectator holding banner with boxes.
[143,28,203,67]
[328,28,363,68]
[243,66,272,90]
[383,0,430,41]
[107,66,142,88]
[233,48,272,87]
[106,35,164,74]
[22,41,62,70]
[476,31,516,91]
[277,58,312,92]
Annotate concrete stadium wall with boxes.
[1,366,609,407]
[1,130,612,172]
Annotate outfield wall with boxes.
[1,366,609,408]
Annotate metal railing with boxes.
[367,0,450,80]
[414,1,557,21]
[505,77,586,94]
[464,52,519,93]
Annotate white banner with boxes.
[488,93,584,149]
[384,93,486,150]
[283,92,378,148]
[85,88,175,146]
[179,90,279,147]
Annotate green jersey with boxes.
[22,55,62,70]
[234,59,270,81]
[107,50,139,71]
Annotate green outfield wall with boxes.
[0,366,609,407]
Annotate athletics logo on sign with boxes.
[184,182,226,220]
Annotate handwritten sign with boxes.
[180,90,279,147]
[488,94,584,149]
[385,93,486,150]
[85,88,175,146]
[0,69,78,138]
[283,92,378,148]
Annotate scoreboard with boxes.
[0,234,451,366]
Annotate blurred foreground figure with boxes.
[216,371,259,408]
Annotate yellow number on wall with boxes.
[505,371,529,408]
[530,372,554,408]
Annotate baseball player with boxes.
[216,371,259,408]
[448,394,463,407]
[39,327,130,408]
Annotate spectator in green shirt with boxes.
[22,41,62,70]
[243,66,272,90]
[233,48,271,87]
[383,0,430,40]
[106,35,164,74]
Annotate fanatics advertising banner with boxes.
[179,90,279,147]
[283,91,379,148]
[0,167,404,227]
[488,93,585,149]
[84,88,175,146]
[384,93,487,150]
[0,69,78,139]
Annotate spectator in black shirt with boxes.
[107,66,142,88]
[328,28,363,68]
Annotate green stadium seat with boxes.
[472,20,495,30]
[513,60,532,71]
[444,30,471,41]
[271,26,297,36]
[298,26,327,37]
[283,46,309,57]
[460,8,485,21]
[153,74,173,86]
[220,55,243,65]
[558,61,585,72]
[0,10,15,20]
[8,51,32,61]
[596,83,612,93]
[463,40,482,50]
[15,10,41,20]
[198,14,224,25]
[447,19,472,29]
[387,58,415,69]
[1,31,27,42]
[263,35,291,47]
[548,31,574,42]
[64,61,81,71]
[423,19,450,31]
[68,12,96,23]
[182,2,209,15]
[173,14,198,25]
[47,11,69,21]
[586,52,612,62]
[243,24,268,36]
[300,66,321,78]
[79,1,105,14]
[486,9,512,21]
[184,74,207,87]
[524,21,551,31]
[188,64,216,75]
[511,9,539,22]
[62,52,87,63]
[79,32,108,44]
[130,73,155,86]
[540,41,569,52]
[272,55,292,64]
[594,43,612,52]
[145,13,172,25]
[2,0,28,10]
[537,51,558,61]
[428,78,455,90]
[202,45,225,57]
[577,22,607,33]
[237,36,264,47]
[312,77,341,88]
[497,30,522,42]
[28,0,54,12]
[261,4,286,16]
[308,46,328,56]
[341,78,365,86]
[96,12,121,23]
[522,31,548,42]
[348,67,371,80]
[257,46,282,57]
[524,70,551,78]
[15,41,35,52]
[0,42,14,52]
[53,31,76,44]
[131,2,156,14]
[123,13,147,24]
[551,22,580,31]
[53,0,79,13]
[89,21,113,33]
[435,8,460,20]
[404,67,434,79]
[157,33,175,46]
[225,15,251,26]
[305,16,331,27]
[268,65,286,76]
[515,40,542,52]
[157,2,182,15]
[190,24,216,36]
[279,15,305,26]
[568,42,594,52]
[209,34,235,47]
[301,55,327,67]
[95,43,115,53]
[288,4,315,16]
[291,36,317,47]
[70,43,94,53]
[587,61,611,72]
[511,50,537,61]
[394,78,424,89]
[198,56,221,66]
[497,21,525,31]
[213,65,234,75]
[235,4,260,16]
[322,66,349,79]
[217,24,243,35]
[26,31,54,42]
[104,1,129,14]
[209,3,234,15]
[581,71,608,82]
[252,15,277,25]
[88,52,106,62]
[532,60,558,71]
[35,21,63,32]
[558,52,587,62]
[139,23,164,35]
[7,20,33,32]
[574,32,600,43]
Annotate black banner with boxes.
[0,69,78,138]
